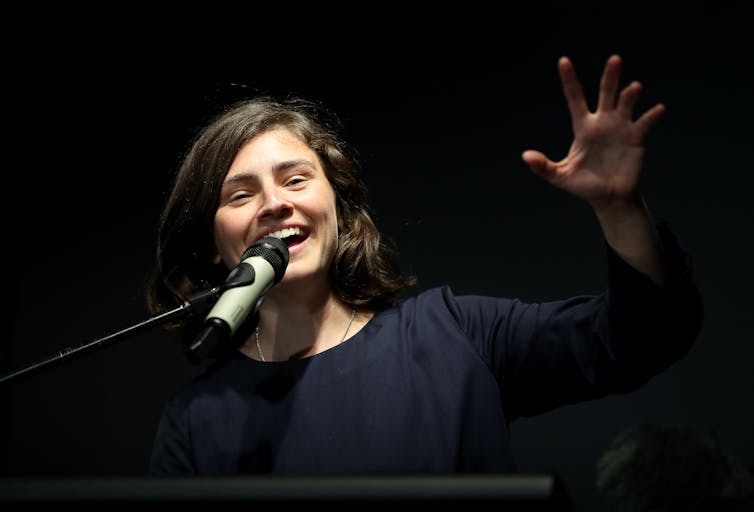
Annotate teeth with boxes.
[266,227,302,240]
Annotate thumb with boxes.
[522,150,553,178]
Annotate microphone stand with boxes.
[0,285,230,387]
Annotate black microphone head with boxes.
[242,236,290,283]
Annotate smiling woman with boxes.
[145,98,414,358]
[145,56,703,478]
[213,129,340,294]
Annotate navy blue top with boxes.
[148,225,703,476]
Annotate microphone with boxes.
[188,236,289,361]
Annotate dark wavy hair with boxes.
[145,96,415,344]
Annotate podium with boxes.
[0,474,574,510]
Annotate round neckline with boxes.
[238,310,383,364]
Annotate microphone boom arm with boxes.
[0,282,246,386]
[1,236,287,386]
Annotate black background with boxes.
[2,3,752,510]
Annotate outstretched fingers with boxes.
[558,56,589,120]
[597,54,623,111]
[617,80,643,118]
[634,103,666,140]
[522,149,557,179]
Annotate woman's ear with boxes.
[213,253,223,265]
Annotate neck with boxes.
[244,296,359,361]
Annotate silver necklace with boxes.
[255,308,356,362]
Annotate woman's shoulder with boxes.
[379,285,518,330]
[392,285,463,307]
[391,285,516,313]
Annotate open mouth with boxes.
[265,226,309,249]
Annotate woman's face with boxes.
[213,128,339,294]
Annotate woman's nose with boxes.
[258,187,293,218]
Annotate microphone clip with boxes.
[185,264,256,318]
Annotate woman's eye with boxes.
[229,191,253,203]
[286,176,306,187]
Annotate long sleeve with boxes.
[451,222,703,420]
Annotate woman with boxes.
[146,55,703,475]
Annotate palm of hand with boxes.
[523,55,665,207]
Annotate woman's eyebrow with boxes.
[272,158,317,173]
[222,159,316,185]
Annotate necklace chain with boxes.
[255,308,356,362]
